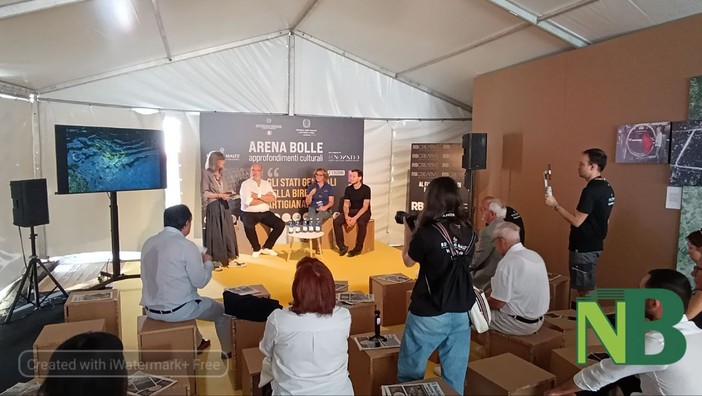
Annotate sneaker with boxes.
[251,251,261,259]
[261,248,278,256]
[348,249,361,257]
[230,261,248,268]
[338,246,349,256]
[213,267,223,272]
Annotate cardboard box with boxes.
[235,222,271,255]
[386,378,460,395]
[242,347,265,396]
[33,319,106,379]
[369,274,415,326]
[348,330,403,395]
[231,318,267,390]
[136,316,197,394]
[465,353,556,395]
[343,301,376,336]
[550,345,607,386]
[64,289,121,338]
[548,273,570,311]
[129,359,192,396]
[543,309,603,347]
[488,327,563,370]
[320,218,375,253]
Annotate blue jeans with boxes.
[398,312,471,393]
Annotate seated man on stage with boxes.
[140,204,232,359]
[239,163,285,259]
[333,169,371,257]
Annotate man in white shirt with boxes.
[140,204,232,358]
[239,163,285,259]
[546,268,702,395]
[487,221,550,335]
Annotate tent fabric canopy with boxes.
[1,0,701,115]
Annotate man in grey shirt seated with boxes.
[140,204,232,359]
[470,196,506,291]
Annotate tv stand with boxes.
[91,192,140,289]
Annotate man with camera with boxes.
[333,169,371,257]
[397,176,475,394]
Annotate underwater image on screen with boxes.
[55,125,166,194]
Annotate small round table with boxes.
[287,231,325,262]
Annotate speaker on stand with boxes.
[462,133,487,225]
[5,179,67,323]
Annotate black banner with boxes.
[408,143,468,210]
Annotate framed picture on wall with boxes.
[670,120,702,186]
[615,122,671,164]
[689,76,702,120]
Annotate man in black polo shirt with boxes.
[545,148,615,298]
[334,169,371,257]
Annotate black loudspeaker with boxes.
[462,133,487,170]
[10,178,50,227]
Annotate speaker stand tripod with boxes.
[3,226,68,324]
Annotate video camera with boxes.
[394,210,419,231]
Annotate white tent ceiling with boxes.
[2,0,701,115]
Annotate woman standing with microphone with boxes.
[201,151,240,269]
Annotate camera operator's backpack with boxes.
[428,222,491,331]
[424,222,475,310]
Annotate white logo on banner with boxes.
[328,152,361,162]
[303,119,311,128]
[266,118,272,124]
[328,170,346,176]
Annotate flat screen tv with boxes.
[55,125,167,194]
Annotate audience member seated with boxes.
[487,222,549,335]
[39,331,127,396]
[546,269,702,395]
[259,257,353,395]
[685,228,702,329]
[140,204,232,359]
[471,196,505,291]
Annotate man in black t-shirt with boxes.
[505,206,526,244]
[545,148,615,298]
[333,169,371,257]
